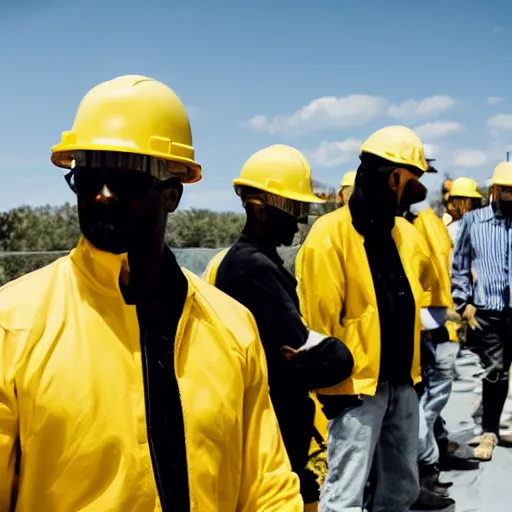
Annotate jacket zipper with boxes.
[140,326,169,512]
[173,300,194,510]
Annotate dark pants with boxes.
[274,394,320,504]
[319,383,420,512]
[467,309,512,435]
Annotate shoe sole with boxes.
[411,505,455,512]
[410,505,456,512]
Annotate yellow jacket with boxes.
[203,247,229,285]
[412,208,459,341]
[412,208,453,309]
[295,207,436,396]
[0,237,302,512]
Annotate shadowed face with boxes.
[495,185,512,218]
[68,167,182,254]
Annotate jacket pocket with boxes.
[340,308,374,375]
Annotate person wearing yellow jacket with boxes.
[296,126,437,512]
[204,145,355,511]
[337,170,356,207]
[0,76,302,512]
[401,204,479,511]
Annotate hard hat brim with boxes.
[51,145,202,184]
[491,179,512,187]
[232,178,326,203]
[450,191,483,199]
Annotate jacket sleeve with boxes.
[416,232,439,305]
[237,322,303,512]
[219,265,309,354]
[413,213,450,308]
[451,214,473,312]
[295,234,345,340]
[0,327,18,511]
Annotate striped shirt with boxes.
[447,219,462,248]
[452,204,512,312]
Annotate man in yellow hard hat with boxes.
[296,125,437,511]
[398,176,479,511]
[445,177,483,246]
[0,76,303,511]
[453,161,512,455]
[205,144,354,510]
[337,170,356,207]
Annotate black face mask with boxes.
[264,206,299,247]
[398,178,427,213]
[69,168,172,255]
[498,200,512,219]
[78,200,138,254]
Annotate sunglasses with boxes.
[65,167,180,198]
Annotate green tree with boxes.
[0,204,246,285]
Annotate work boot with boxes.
[433,470,453,488]
[472,432,498,462]
[411,466,455,510]
[437,439,480,470]
[498,433,512,447]
[410,485,455,510]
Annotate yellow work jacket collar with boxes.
[69,236,196,306]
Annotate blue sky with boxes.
[1,0,511,212]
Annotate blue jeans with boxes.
[418,340,459,466]
[320,383,420,512]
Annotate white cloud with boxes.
[452,149,488,168]
[413,121,464,140]
[487,96,504,106]
[246,95,388,136]
[423,143,442,159]
[493,26,505,33]
[246,94,456,136]
[386,95,456,119]
[488,114,512,135]
[304,138,362,168]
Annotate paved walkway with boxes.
[433,349,512,512]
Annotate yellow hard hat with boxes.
[449,177,483,198]
[51,75,201,183]
[360,125,429,173]
[340,170,357,188]
[491,161,512,186]
[233,144,324,203]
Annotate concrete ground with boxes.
[428,349,512,512]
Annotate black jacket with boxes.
[215,234,353,495]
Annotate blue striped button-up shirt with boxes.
[452,204,512,312]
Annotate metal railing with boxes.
[0,251,70,258]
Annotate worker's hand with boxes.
[446,309,462,323]
[462,305,482,331]
[280,345,299,361]
[281,330,329,360]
